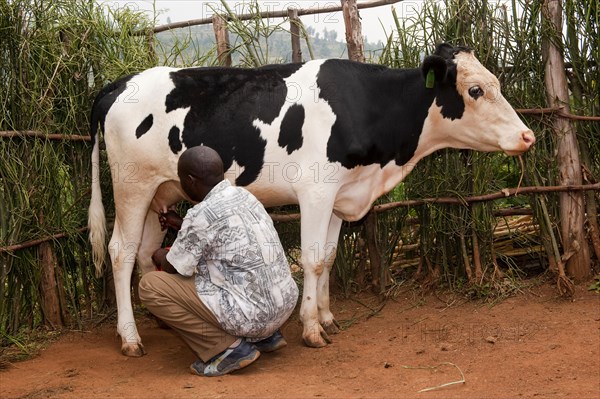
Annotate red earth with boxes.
[1,280,599,399]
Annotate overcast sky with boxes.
[101,1,430,43]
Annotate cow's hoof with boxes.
[322,319,341,335]
[121,342,146,357]
[303,336,327,348]
[303,328,331,348]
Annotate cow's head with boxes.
[421,43,534,156]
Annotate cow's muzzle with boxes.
[521,130,535,148]
[505,130,535,156]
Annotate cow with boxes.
[88,43,534,357]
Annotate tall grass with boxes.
[0,0,159,339]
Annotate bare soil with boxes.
[2,281,599,399]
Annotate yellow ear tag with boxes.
[426,69,435,89]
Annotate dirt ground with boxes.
[1,281,599,399]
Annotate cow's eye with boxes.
[469,86,484,100]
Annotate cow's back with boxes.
[100,61,363,206]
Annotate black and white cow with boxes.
[88,43,534,356]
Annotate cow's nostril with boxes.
[522,131,535,146]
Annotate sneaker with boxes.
[254,330,287,353]
[190,340,260,377]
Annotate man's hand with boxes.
[159,210,183,231]
[151,248,179,274]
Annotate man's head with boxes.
[178,146,225,202]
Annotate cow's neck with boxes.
[333,67,462,220]
[376,100,462,197]
[324,65,437,172]
[366,66,468,193]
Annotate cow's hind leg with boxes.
[110,198,153,357]
[317,214,343,335]
[110,220,143,356]
[136,208,169,328]
[137,180,185,276]
[137,208,168,275]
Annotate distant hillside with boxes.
[155,24,387,66]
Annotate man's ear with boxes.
[421,55,448,87]
[185,173,200,190]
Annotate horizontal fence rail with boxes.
[270,183,600,221]
[515,107,600,121]
[0,131,92,141]
[3,183,598,252]
[146,0,405,34]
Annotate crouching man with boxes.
[139,146,299,377]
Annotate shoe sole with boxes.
[190,350,261,377]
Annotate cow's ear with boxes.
[421,55,448,87]
[433,43,456,59]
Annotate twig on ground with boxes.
[402,362,466,393]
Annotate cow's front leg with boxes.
[109,215,147,357]
[299,253,329,347]
[317,214,343,335]
[298,198,337,347]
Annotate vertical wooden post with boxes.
[460,231,473,282]
[542,0,590,281]
[104,262,116,308]
[365,212,391,294]
[288,8,303,63]
[40,241,63,328]
[145,30,158,66]
[355,237,367,287]
[340,0,365,62]
[471,231,483,281]
[365,212,382,293]
[212,14,232,67]
[565,1,600,263]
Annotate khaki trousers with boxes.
[138,271,237,362]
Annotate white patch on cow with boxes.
[283,61,338,155]
[252,59,332,145]
[105,67,193,185]
[248,60,339,206]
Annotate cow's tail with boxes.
[88,90,107,278]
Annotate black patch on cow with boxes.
[168,126,182,154]
[136,114,154,138]
[278,104,305,154]
[90,74,134,146]
[434,64,464,120]
[422,43,471,120]
[318,59,436,169]
[427,44,468,120]
[165,63,303,186]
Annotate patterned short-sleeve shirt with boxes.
[167,180,299,339]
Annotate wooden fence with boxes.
[1,0,599,332]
